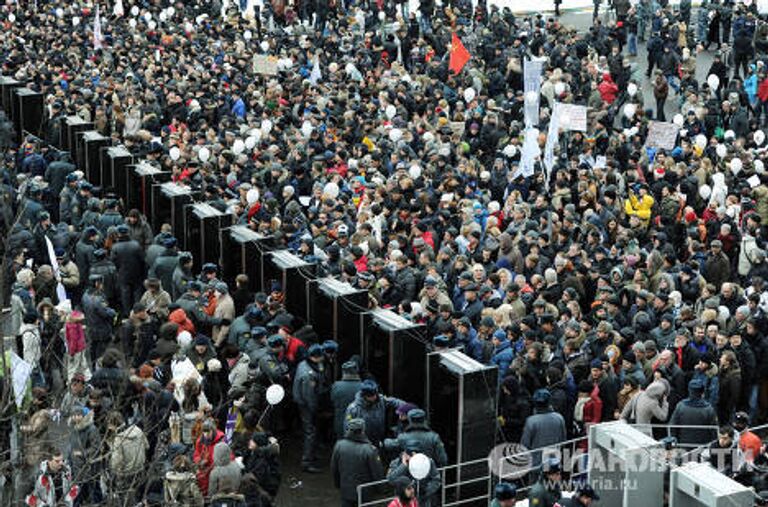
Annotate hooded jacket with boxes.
[109,423,149,477]
[622,380,670,424]
[208,441,241,496]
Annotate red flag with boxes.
[449,33,470,75]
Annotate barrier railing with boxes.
[357,423,724,507]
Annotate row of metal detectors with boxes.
[0,77,499,503]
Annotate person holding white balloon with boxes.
[385,441,441,507]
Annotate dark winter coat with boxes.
[331,430,385,501]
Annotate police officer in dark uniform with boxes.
[293,344,327,473]
[384,409,448,467]
[528,456,563,507]
[490,482,517,507]
[89,248,118,308]
[149,236,180,294]
[259,335,290,385]
[111,224,146,315]
[82,274,117,363]
[172,252,195,300]
[331,418,385,507]
[75,226,100,281]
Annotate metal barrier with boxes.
[356,423,724,507]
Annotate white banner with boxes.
[543,102,561,184]
[516,128,541,179]
[523,58,545,127]
[557,103,588,132]
[45,236,69,303]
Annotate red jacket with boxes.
[758,77,768,102]
[193,429,225,496]
[353,255,369,273]
[598,74,619,104]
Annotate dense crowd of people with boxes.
[7,0,768,506]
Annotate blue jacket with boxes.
[692,368,720,409]
[231,98,246,119]
[490,340,514,380]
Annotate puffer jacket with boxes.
[624,193,655,224]
[109,424,149,477]
[208,441,241,496]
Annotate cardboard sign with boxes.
[645,121,680,150]
[253,54,279,76]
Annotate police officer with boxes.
[331,418,385,507]
[228,305,265,347]
[490,482,517,507]
[528,456,563,507]
[384,409,448,467]
[82,274,117,363]
[259,335,290,385]
[75,226,99,281]
[111,224,146,315]
[558,484,601,506]
[58,172,79,224]
[345,380,405,447]
[172,252,195,300]
[89,248,118,308]
[293,344,327,472]
[242,326,269,364]
[148,236,180,294]
[331,361,363,440]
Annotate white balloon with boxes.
[716,144,727,158]
[329,62,339,74]
[463,87,476,103]
[627,83,638,97]
[623,103,636,119]
[246,188,260,205]
[699,184,712,200]
[251,129,262,142]
[695,134,707,149]
[378,10,385,20]
[724,129,735,141]
[755,130,766,146]
[503,145,517,158]
[672,114,684,127]
[130,6,140,17]
[266,384,285,405]
[423,132,435,143]
[148,20,157,30]
[707,74,720,90]
[323,182,340,199]
[756,160,765,174]
[524,91,538,105]
[409,165,422,179]
[730,158,743,174]
[167,6,176,16]
[245,136,257,150]
[408,453,431,480]
[129,18,137,29]
[389,128,403,142]
[198,147,211,162]
[143,12,152,22]
[8,13,15,23]
[184,21,193,32]
[72,16,80,27]
[232,139,245,155]
[56,7,64,18]
[260,41,269,52]
[169,147,181,161]
[261,119,273,135]
[385,105,397,119]
[159,11,167,22]
[301,120,313,138]
[244,30,252,40]
[554,82,565,96]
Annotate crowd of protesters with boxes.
[6,0,768,506]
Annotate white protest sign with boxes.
[645,121,680,150]
[557,103,588,132]
[11,352,32,408]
